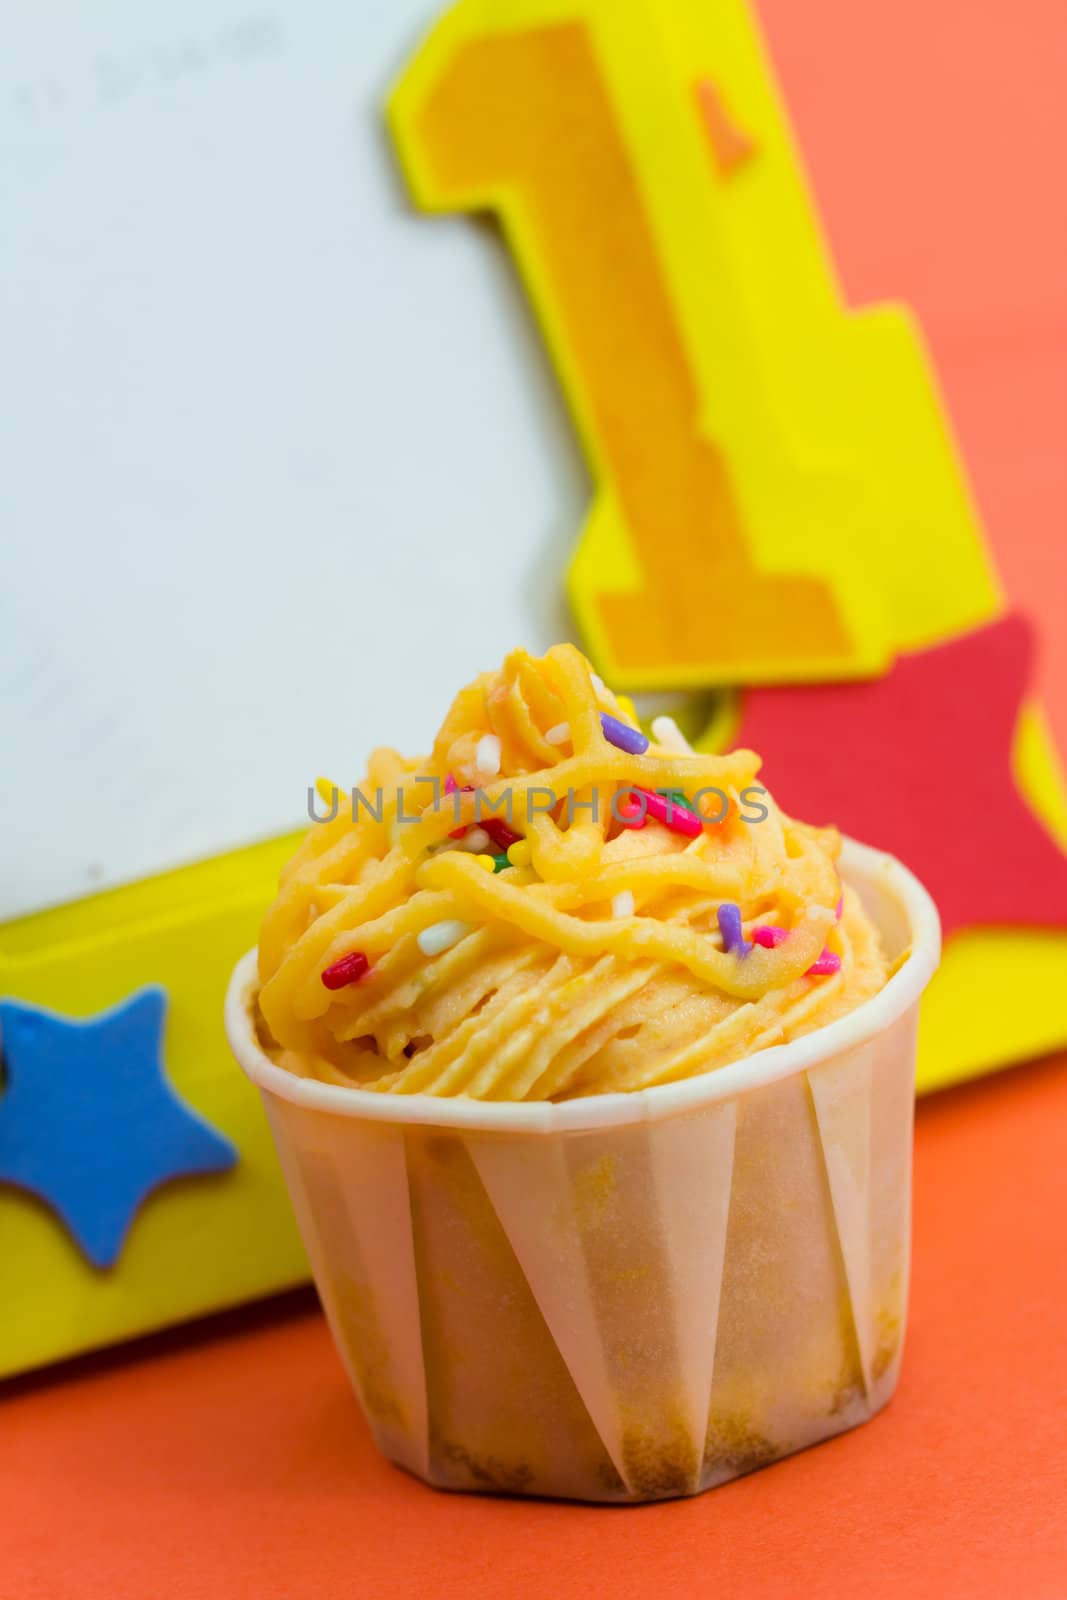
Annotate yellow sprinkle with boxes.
[507,840,532,869]
[474,854,496,873]
[616,695,638,725]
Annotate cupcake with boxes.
[226,644,939,1500]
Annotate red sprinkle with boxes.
[481,816,523,851]
[806,949,842,977]
[321,951,371,990]
[445,773,476,838]
[751,923,788,948]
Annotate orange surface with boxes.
[2,0,1066,1593]
[756,0,1067,750]
[2,1053,1065,1598]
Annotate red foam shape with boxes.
[731,615,1067,939]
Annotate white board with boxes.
[1,0,587,918]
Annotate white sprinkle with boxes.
[417,919,472,957]
[652,715,693,754]
[590,672,608,697]
[458,827,491,853]
[611,890,635,918]
[544,722,570,746]
[475,733,501,777]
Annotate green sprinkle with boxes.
[492,853,511,873]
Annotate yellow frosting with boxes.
[257,645,886,1098]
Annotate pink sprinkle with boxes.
[835,894,844,921]
[617,795,649,830]
[807,949,842,977]
[637,788,703,838]
[752,923,788,948]
[322,951,371,990]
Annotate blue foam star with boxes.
[0,987,237,1269]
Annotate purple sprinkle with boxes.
[601,712,649,755]
[807,949,842,977]
[717,902,752,958]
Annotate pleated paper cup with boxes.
[225,837,939,1502]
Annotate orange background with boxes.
[2,1,1065,1594]
[5,1054,1065,1598]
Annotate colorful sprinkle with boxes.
[651,715,692,754]
[417,920,472,958]
[445,773,475,838]
[835,893,844,922]
[474,854,496,874]
[751,923,788,948]
[601,712,650,755]
[717,902,752,957]
[611,890,635,918]
[475,734,501,777]
[616,695,639,724]
[482,816,522,852]
[544,722,571,746]
[641,787,703,837]
[491,853,511,873]
[321,951,371,990]
[616,792,648,829]
[507,839,533,868]
[807,950,842,977]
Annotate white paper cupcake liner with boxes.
[226,837,939,1502]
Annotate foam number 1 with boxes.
[391,0,999,688]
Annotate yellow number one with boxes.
[390,0,1000,688]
